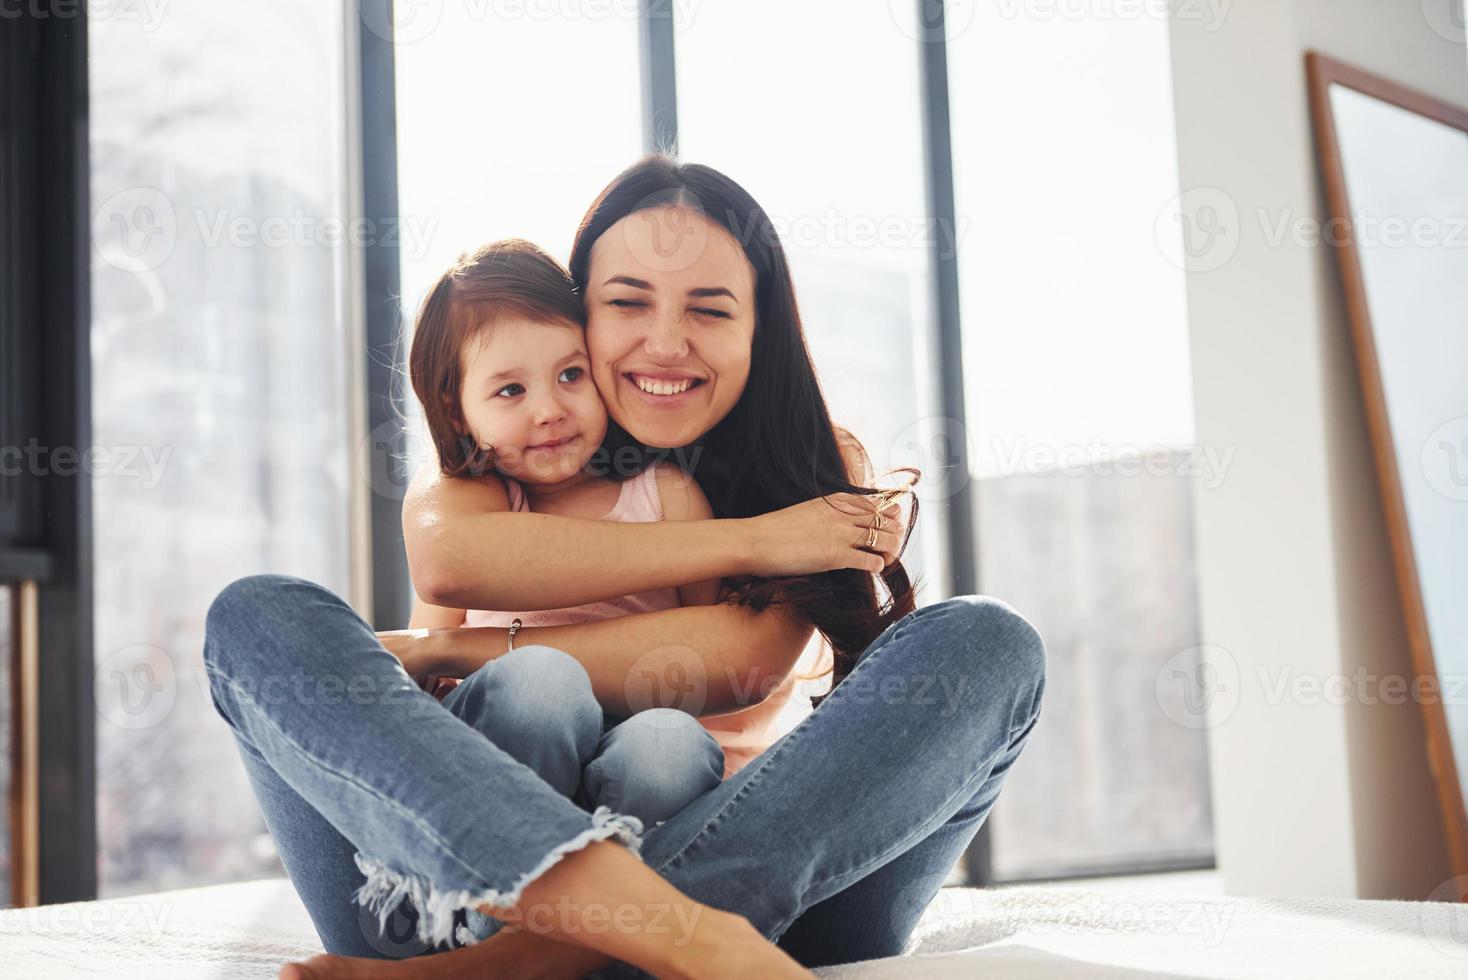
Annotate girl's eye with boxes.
[559,367,584,383]
[494,383,524,398]
[693,307,733,320]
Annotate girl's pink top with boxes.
[463,467,830,779]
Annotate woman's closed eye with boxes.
[606,297,731,320]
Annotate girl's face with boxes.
[456,319,609,484]
[583,206,757,450]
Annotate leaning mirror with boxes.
[1307,51,1468,881]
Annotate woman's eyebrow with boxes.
[603,274,651,290]
[689,286,737,303]
[602,275,737,304]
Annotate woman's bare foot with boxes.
[277,841,812,980]
[276,924,608,980]
[677,911,814,980]
[276,906,813,980]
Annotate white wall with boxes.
[1169,0,1467,899]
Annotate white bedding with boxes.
[2,877,1465,978]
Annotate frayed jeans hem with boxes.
[352,804,645,949]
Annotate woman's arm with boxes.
[653,463,722,607]
[388,600,815,718]
[403,463,903,611]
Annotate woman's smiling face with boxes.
[583,206,757,449]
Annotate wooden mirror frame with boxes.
[1306,50,1468,882]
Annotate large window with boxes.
[948,10,1213,878]
[675,0,942,596]
[392,3,644,521]
[10,0,1215,899]
[88,1,355,895]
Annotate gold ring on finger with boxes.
[865,526,878,549]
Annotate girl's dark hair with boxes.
[409,238,584,479]
[569,156,920,705]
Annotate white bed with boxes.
[3,876,1465,978]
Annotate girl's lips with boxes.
[528,435,578,450]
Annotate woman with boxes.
[202,157,1046,979]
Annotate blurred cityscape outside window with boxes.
[949,7,1214,878]
[89,1,354,895]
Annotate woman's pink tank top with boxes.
[463,467,830,778]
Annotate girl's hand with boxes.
[425,676,461,701]
[742,492,909,577]
[376,629,454,693]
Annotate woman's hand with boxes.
[741,492,909,577]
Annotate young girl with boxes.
[404,238,737,834]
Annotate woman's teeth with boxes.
[633,375,699,396]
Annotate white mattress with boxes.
[2,877,1465,978]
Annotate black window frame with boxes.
[1,9,97,905]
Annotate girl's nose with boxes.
[530,391,569,425]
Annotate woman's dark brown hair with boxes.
[568,156,921,706]
[409,238,584,479]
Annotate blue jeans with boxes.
[202,575,1045,971]
[439,647,726,828]
[441,648,726,944]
